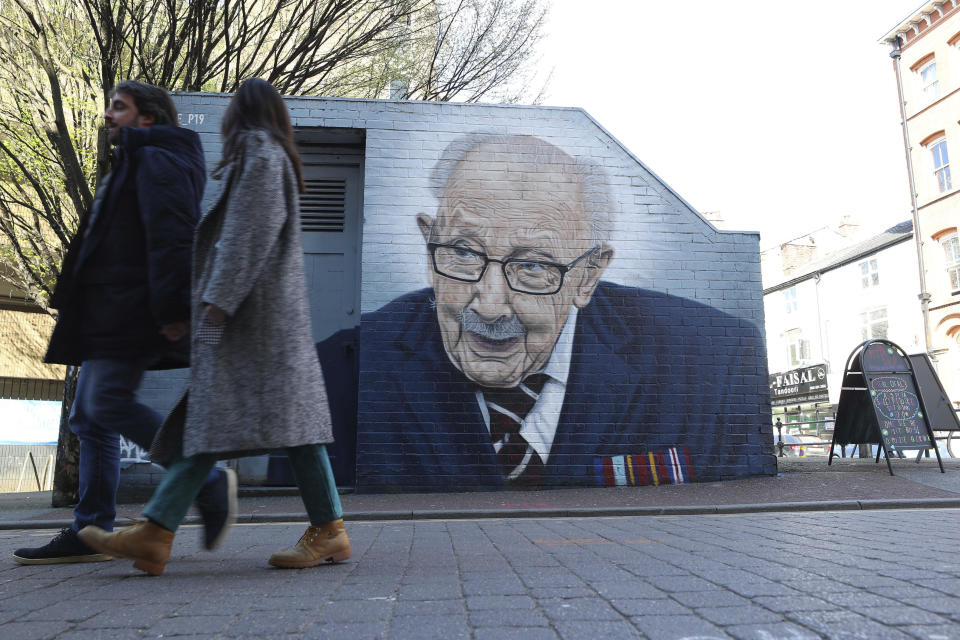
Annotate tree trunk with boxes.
[51,365,80,507]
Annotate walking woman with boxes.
[79,78,349,575]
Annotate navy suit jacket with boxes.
[352,281,771,491]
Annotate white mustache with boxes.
[459,308,526,341]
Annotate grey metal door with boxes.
[299,163,362,342]
[269,128,363,486]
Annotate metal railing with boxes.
[773,408,960,458]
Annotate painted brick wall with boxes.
[173,95,775,492]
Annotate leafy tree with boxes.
[0,0,548,504]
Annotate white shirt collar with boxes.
[539,306,578,386]
[476,306,578,466]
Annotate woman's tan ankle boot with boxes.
[268,519,351,568]
[78,521,174,576]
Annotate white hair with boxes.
[429,133,616,244]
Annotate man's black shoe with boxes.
[194,467,238,551]
[13,527,112,565]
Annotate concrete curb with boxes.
[5,498,960,530]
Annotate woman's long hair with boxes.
[215,78,305,193]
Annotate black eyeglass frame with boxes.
[426,242,600,295]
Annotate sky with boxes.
[537,0,925,249]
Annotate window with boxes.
[859,258,879,288]
[860,308,889,341]
[930,137,952,192]
[389,79,408,99]
[920,60,940,100]
[784,286,798,314]
[785,329,810,366]
[943,233,960,291]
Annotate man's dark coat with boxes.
[342,281,773,491]
[46,125,205,368]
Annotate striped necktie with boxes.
[483,373,549,485]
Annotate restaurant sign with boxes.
[769,363,829,406]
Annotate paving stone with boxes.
[785,609,917,640]
[395,582,460,600]
[631,614,733,640]
[859,605,951,626]
[248,595,332,611]
[465,595,536,610]
[385,614,470,640]
[724,622,823,640]
[695,604,784,625]
[912,578,960,595]
[150,614,235,636]
[750,595,838,613]
[897,624,960,640]
[869,585,951,600]
[645,574,717,592]
[44,630,142,640]
[591,580,667,599]
[175,598,253,616]
[315,599,393,622]
[517,567,588,588]
[17,600,110,622]
[539,597,623,621]
[898,595,960,614]
[468,608,550,627]
[461,577,527,596]
[473,627,560,640]
[725,578,799,597]
[75,602,179,629]
[780,577,859,594]
[301,621,387,639]
[609,598,692,616]
[824,591,916,611]
[392,599,465,617]
[328,583,399,600]
[528,586,597,599]
[555,620,644,639]
[670,590,752,608]
[0,621,74,640]
[1,589,75,611]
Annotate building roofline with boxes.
[880,1,956,45]
[763,227,913,295]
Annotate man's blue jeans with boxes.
[69,358,178,532]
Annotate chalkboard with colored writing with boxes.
[830,340,943,475]
[863,372,929,450]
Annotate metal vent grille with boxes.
[300,178,346,232]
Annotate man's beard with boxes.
[458,308,526,342]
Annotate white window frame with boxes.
[786,331,810,367]
[784,286,798,314]
[943,232,960,292]
[919,59,940,101]
[860,307,889,341]
[930,137,952,193]
[859,258,879,289]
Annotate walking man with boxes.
[14,81,236,565]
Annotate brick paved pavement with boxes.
[4,509,960,639]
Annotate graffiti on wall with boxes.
[321,133,770,492]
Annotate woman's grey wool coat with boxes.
[152,129,333,464]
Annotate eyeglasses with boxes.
[427,243,600,295]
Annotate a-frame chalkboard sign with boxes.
[829,339,944,475]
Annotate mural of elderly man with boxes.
[347,134,768,491]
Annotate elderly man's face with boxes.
[418,150,612,388]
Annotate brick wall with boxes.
[173,95,776,492]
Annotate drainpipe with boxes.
[813,272,828,369]
[891,38,935,357]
